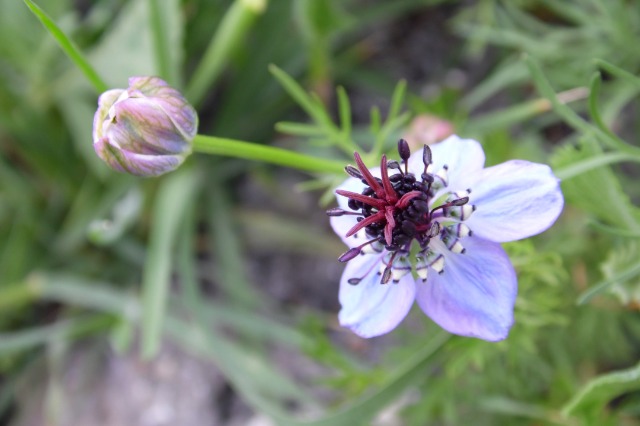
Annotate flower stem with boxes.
[192,134,345,174]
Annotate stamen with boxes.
[417,249,445,276]
[326,207,360,217]
[447,223,472,238]
[398,139,411,162]
[429,196,469,218]
[442,234,465,254]
[449,196,469,206]
[345,165,363,179]
[415,259,428,282]
[380,251,401,284]
[427,221,441,238]
[425,250,445,274]
[443,204,476,221]
[422,145,432,167]
[383,252,412,283]
[338,237,384,262]
[338,247,362,262]
[387,160,402,175]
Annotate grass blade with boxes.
[141,167,200,358]
[22,0,108,93]
[186,0,267,105]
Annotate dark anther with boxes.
[387,160,401,171]
[326,208,346,216]
[401,220,417,236]
[338,247,362,262]
[421,172,434,183]
[422,145,432,166]
[449,197,469,206]
[348,277,361,285]
[397,139,411,162]
[413,200,430,213]
[345,165,363,179]
[381,266,392,284]
[348,199,359,210]
[427,221,441,238]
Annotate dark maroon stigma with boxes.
[328,140,478,285]
[329,139,472,273]
[333,141,430,250]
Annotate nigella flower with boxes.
[328,136,563,341]
[93,76,197,177]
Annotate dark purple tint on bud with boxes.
[339,247,362,262]
[397,138,411,162]
[422,145,432,166]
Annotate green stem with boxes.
[192,135,345,174]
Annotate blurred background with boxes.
[2,0,640,425]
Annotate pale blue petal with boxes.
[339,254,417,338]
[416,238,516,341]
[466,160,563,242]
[407,135,485,190]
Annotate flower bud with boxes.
[92,76,198,177]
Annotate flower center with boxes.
[328,139,477,285]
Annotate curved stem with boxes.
[192,134,345,174]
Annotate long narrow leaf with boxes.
[525,55,640,157]
[23,0,108,93]
[563,361,640,418]
[186,0,267,104]
[141,168,200,358]
[554,152,640,181]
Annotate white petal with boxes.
[407,135,485,190]
[416,238,517,341]
[466,160,564,242]
[339,254,417,338]
[330,215,364,248]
